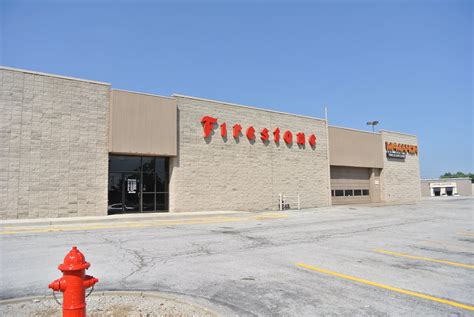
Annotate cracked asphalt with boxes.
[1,198,473,316]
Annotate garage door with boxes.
[330,166,371,205]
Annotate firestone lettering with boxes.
[260,128,269,142]
[201,116,217,138]
[273,128,280,143]
[246,126,256,140]
[220,123,227,138]
[233,124,242,138]
[296,132,305,145]
[201,116,317,149]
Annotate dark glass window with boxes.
[142,173,155,193]
[331,190,335,197]
[142,157,156,172]
[362,189,370,196]
[344,190,353,196]
[108,155,169,214]
[335,190,344,197]
[142,193,155,211]
[156,193,168,211]
[155,158,168,192]
[109,156,141,172]
[354,189,362,196]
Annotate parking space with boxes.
[1,198,473,315]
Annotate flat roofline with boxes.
[329,125,381,135]
[380,129,417,138]
[0,66,111,86]
[421,178,472,181]
[113,89,175,100]
[172,94,326,122]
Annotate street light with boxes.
[366,121,379,132]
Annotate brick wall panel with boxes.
[169,97,330,212]
[0,69,109,219]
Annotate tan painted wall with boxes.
[109,90,177,156]
[379,131,421,203]
[169,95,330,212]
[420,178,473,196]
[0,68,110,219]
[328,126,383,168]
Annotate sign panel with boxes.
[430,182,456,188]
[385,142,418,160]
[127,179,137,193]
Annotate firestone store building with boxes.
[0,67,422,219]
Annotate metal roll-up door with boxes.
[330,166,371,205]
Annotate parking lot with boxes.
[1,198,473,316]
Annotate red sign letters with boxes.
[201,116,317,149]
[201,116,217,138]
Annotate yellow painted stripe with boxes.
[296,263,474,311]
[0,213,287,235]
[458,232,474,237]
[374,249,474,269]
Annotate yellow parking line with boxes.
[296,263,474,311]
[0,213,287,235]
[374,249,474,269]
[458,232,474,237]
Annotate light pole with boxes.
[366,121,379,132]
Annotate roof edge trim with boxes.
[0,66,111,86]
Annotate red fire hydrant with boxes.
[49,246,99,317]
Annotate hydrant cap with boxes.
[58,246,90,271]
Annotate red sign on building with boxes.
[201,116,317,149]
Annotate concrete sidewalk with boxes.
[0,210,248,227]
[0,199,433,228]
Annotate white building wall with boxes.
[380,131,421,203]
[169,96,330,212]
[0,68,110,219]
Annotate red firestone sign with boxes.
[201,116,317,147]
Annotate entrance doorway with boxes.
[446,187,453,196]
[108,155,169,214]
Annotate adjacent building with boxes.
[421,178,472,197]
[0,67,422,219]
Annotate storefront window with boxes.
[108,155,169,214]
[109,155,141,172]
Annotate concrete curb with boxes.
[0,290,228,316]
[0,210,247,228]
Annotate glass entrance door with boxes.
[108,155,169,214]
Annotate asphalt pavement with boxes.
[1,198,473,316]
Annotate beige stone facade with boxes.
[0,67,423,219]
[0,68,110,219]
[169,95,330,212]
[379,131,421,203]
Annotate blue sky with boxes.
[1,0,472,178]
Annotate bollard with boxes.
[49,246,99,317]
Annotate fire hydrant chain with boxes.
[52,284,94,307]
[52,290,62,306]
[86,284,95,298]
[48,246,99,317]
